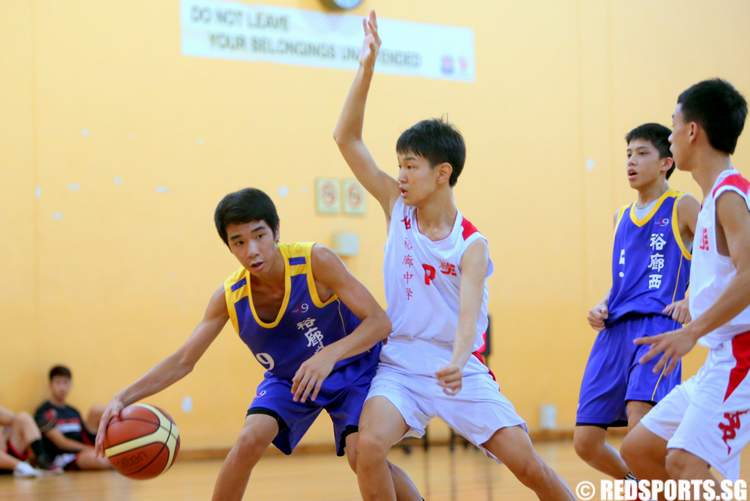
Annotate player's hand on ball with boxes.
[663,298,691,324]
[587,302,608,331]
[291,350,337,403]
[436,365,463,396]
[359,10,381,69]
[95,397,125,457]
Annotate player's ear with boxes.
[661,157,674,174]
[436,162,453,185]
[273,223,280,243]
[688,121,699,144]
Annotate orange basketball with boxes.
[103,403,180,480]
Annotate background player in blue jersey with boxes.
[94,188,421,501]
[573,123,700,480]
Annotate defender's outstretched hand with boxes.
[634,327,699,376]
[359,11,381,69]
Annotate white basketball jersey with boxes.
[690,168,750,348]
[383,196,493,351]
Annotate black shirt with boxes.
[34,400,95,458]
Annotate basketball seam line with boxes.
[122,419,172,477]
[104,418,170,447]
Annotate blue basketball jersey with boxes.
[223,242,380,382]
[606,190,691,323]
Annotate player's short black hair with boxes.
[49,365,72,381]
[626,123,676,179]
[677,78,747,155]
[396,118,466,186]
[214,188,280,246]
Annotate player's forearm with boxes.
[333,64,374,145]
[687,270,750,340]
[450,325,476,369]
[116,353,192,406]
[52,435,89,453]
[323,310,390,362]
[453,245,488,368]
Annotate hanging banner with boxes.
[181,0,475,82]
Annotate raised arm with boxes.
[333,10,400,219]
[291,244,391,403]
[95,286,229,455]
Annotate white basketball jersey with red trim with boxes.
[691,168,750,348]
[383,196,493,350]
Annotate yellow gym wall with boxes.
[1,0,749,451]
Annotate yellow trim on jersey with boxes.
[670,257,685,304]
[628,189,675,227]
[245,243,296,329]
[650,369,665,402]
[223,267,247,334]
[303,243,338,308]
[614,204,629,231]
[282,242,313,279]
[288,264,305,276]
[223,242,317,332]
[615,205,628,226]
[670,193,692,260]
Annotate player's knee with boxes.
[89,404,106,414]
[511,457,548,488]
[620,433,644,472]
[572,430,600,462]
[87,405,106,423]
[355,432,389,465]
[14,411,33,427]
[236,429,269,459]
[665,449,701,479]
[345,450,357,472]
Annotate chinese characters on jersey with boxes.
[648,233,666,289]
[297,317,325,352]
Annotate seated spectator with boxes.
[0,405,56,477]
[34,365,110,471]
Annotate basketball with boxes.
[103,403,180,480]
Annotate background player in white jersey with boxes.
[621,79,750,482]
[333,11,574,501]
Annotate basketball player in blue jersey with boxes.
[574,123,700,481]
[94,188,421,501]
